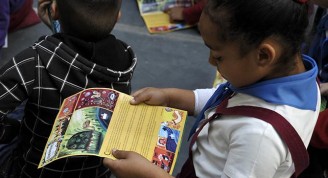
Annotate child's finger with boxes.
[102,149,128,174]
[130,88,152,104]
[111,149,129,159]
[131,87,149,97]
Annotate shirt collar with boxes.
[230,55,318,111]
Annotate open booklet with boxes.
[38,88,187,175]
[137,0,194,33]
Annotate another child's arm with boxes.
[166,0,207,25]
[130,87,195,115]
[103,149,173,178]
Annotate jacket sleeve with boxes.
[182,0,208,25]
[0,47,36,143]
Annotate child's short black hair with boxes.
[56,0,122,41]
[204,0,308,69]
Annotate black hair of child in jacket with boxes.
[55,0,122,41]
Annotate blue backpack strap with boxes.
[215,101,309,178]
[177,95,233,178]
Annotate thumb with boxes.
[130,88,152,105]
[103,149,127,170]
[103,157,115,169]
[111,149,129,159]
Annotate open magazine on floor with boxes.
[38,88,187,175]
[137,0,194,33]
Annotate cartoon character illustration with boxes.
[103,91,119,110]
[55,116,71,137]
[44,140,61,162]
[90,90,104,105]
[162,109,183,129]
[82,120,95,130]
[168,110,182,129]
[157,137,167,147]
[158,153,170,171]
[158,153,170,162]
[79,97,90,108]
[152,147,174,173]
[161,126,179,153]
[62,107,70,115]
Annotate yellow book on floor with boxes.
[137,0,194,33]
[38,88,187,175]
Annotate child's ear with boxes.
[50,1,59,20]
[257,41,277,67]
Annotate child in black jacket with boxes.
[0,0,137,177]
